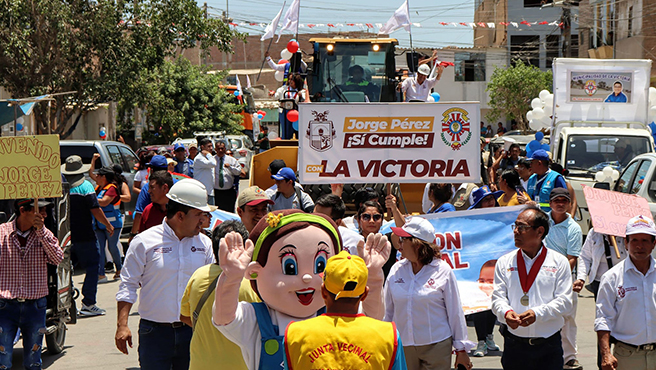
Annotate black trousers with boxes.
[501,328,563,370]
[214,188,237,213]
[473,310,497,341]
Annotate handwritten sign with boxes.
[0,135,62,200]
[582,185,652,237]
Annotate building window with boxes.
[511,35,540,67]
[454,53,486,81]
[571,34,579,57]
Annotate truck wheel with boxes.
[45,319,66,355]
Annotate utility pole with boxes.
[541,0,573,58]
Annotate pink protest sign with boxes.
[582,185,652,237]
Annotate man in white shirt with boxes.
[213,141,242,213]
[399,62,444,102]
[576,228,627,299]
[193,138,216,205]
[492,206,573,370]
[544,188,583,370]
[314,194,364,255]
[595,215,656,370]
[115,179,215,369]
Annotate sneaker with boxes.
[486,334,500,351]
[563,359,583,370]
[98,276,108,284]
[79,304,106,316]
[113,270,121,280]
[105,262,115,272]
[472,340,487,357]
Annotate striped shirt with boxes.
[0,220,63,299]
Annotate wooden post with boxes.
[610,235,621,259]
[386,183,392,220]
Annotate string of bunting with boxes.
[226,20,565,29]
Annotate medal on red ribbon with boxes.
[516,247,547,307]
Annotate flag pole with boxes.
[295,0,300,40]
[256,38,275,82]
[407,0,415,75]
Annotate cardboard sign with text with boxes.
[582,184,652,237]
[0,135,62,200]
[298,102,481,184]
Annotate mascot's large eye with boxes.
[314,251,328,274]
[281,254,298,275]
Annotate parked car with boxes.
[59,140,139,233]
[612,152,656,219]
[225,134,254,175]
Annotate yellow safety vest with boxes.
[284,314,398,370]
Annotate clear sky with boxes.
[205,0,475,49]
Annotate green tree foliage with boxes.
[0,0,242,138]
[485,60,553,131]
[137,57,243,144]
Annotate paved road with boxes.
[10,269,601,370]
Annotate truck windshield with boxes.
[313,43,391,103]
[564,135,652,172]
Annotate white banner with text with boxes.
[298,102,481,184]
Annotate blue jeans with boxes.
[71,240,100,306]
[138,319,192,370]
[95,227,123,276]
[0,297,47,370]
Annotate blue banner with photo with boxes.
[381,206,523,314]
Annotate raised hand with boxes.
[219,231,254,281]
[357,233,391,271]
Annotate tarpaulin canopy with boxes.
[0,95,47,127]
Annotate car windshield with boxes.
[229,139,241,150]
[313,43,392,103]
[564,135,652,172]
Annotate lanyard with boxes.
[516,247,547,295]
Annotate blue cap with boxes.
[174,143,186,152]
[271,167,296,182]
[530,149,549,161]
[147,155,168,169]
[468,185,502,210]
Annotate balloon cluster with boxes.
[525,131,551,158]
[274,40,299,82]
[287,110,299,130]
[594,166,620,183]
[526,90,554,131]
[426,92,441,103]
[99,127,107,140]
[253,110,267,121]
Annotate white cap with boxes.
[417,64,431,76]
[391,217,436,244]
[166,178,211,212]
[625,215,656,237]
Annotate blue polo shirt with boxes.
[545,212,583,258]
[604,92,628,103]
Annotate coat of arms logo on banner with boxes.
[441,108,472,151]
[584,80,597,96]
[306,110,336,152]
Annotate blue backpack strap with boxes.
[252,302,284,370]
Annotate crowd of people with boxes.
[2,132,656,370]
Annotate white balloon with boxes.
[543,104,553,116]
[274,71,284,82]
[427,95,435,102]
[649,87,656,103]
[268,131,279,140]
[532,107,545,120]
[529,119,541,131]
[650,106,656,119]
[611,169,620,181]
[531,98,543,109]
[280,48,293,60]
[595,171,605,182]
[543,95,554,107]
[539,90,551,101]
[603,166,614,178]
[526,111,533,121]
[540,116,552,128]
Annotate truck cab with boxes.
[308,38,398,103]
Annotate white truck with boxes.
[550,58,655,235]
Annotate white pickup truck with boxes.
[550,58,655,235]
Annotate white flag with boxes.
[278,0,300,42]
[378,0,411,35]
[261,2,285,41]
[235,75,243,96]
[246,74,252,89]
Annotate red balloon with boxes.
[287,40,299,54]
[287,110,299,122]
[278,59,289,65]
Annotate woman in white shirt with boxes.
[385,217,473,370]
